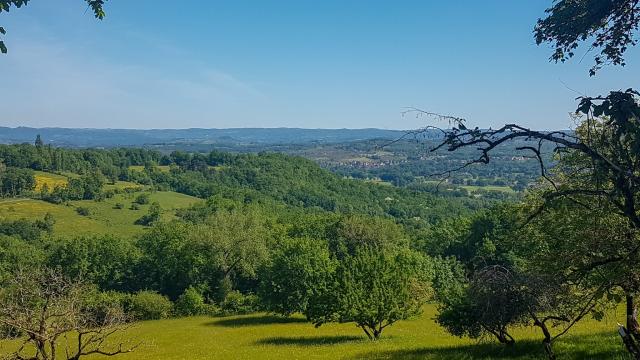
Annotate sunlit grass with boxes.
[0,191,201,238]
[0,305,627,359]
[129,165,171,173]
[33,171,68,191]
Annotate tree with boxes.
[535,0,640,76]
[329,215,409,259]
[0,268,137,360]
[416,89,640,346]
[134,202,162,226]
[45,235,140,292]
[34,135,43,148]
[188,209,270,301]
[310,247,430,340]
[0,167,35,197]
[260,237,337,317]
[135,209,270,301]
[436,266,524,346]
[0,1,107,54]
[406,0,640,351]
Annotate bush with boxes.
[84,290,130,324]
[130,203,140,210]
[134,193,150,205]
[113,202,124,209]
[126,291,173,320]
[220,291,260,315]
[175,287,206,316]
[134,202,161,226]
[76,206,91,216]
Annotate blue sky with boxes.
[1,1,638,130]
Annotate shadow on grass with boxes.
[256,335,364,346]
[352,332,626,360]
[207,315,308,327]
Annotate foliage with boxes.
[76,206,91,216]
[126,291,173,321]
[0,235,44,283]
[220,291,260,315]
[175,286,207,317]
[45,235,140,292]
[0,215,53,241]
[0,268,135,359]
[535,0,640,75]
[133,193,150,205]
[436,266,527,345]
[0,167,35,197]
[134,201,161,226]
[260,237,337,317]
[326,247,430,339]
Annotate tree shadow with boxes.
[256,335,364,346]
[352,332,625,359]
[352,341,542,360]
[206,315,308,327]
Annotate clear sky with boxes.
[1,1,638,130]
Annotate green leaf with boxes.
[0,41,6,54]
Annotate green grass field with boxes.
[129,165,171,173]
[0,305,627,359]
[460,185,515,194]
[0,190,201,238]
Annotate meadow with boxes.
[0,188,201,238]
[33,171,68,191]
[0,305,627,359]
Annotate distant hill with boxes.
[0,127,425,147]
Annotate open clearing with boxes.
[0,305,625,359]
[0,190,201,238]
[33,171,68,191]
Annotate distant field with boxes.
[103,180,143,192]
[421,180,515,194]
[364,178,393,186]
[129,165,171,172]
[33,171,68,191]
[0,305,625,359]
[0,190,201,238]
[461,185,515,193]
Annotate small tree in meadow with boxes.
[311,247,430,340]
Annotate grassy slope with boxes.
[0,305,625,359]
[0,190,201,238]
[33,171,68,191]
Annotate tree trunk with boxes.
[532,315,555,360]
[622,294,640,359]
[496,331,515,346]
[360,325,373,340]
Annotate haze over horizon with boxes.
[1,1,638,131]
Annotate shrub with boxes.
[76,206,91,216]
[175,287,206,316]
[134,202,161,226]
[127,291,173,320]
[220,291,260,315]
[84,290,130,324]
[130,203,140,210]
[113,202,124,209]
[134,193,150,205]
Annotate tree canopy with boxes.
[535,0,640,75]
